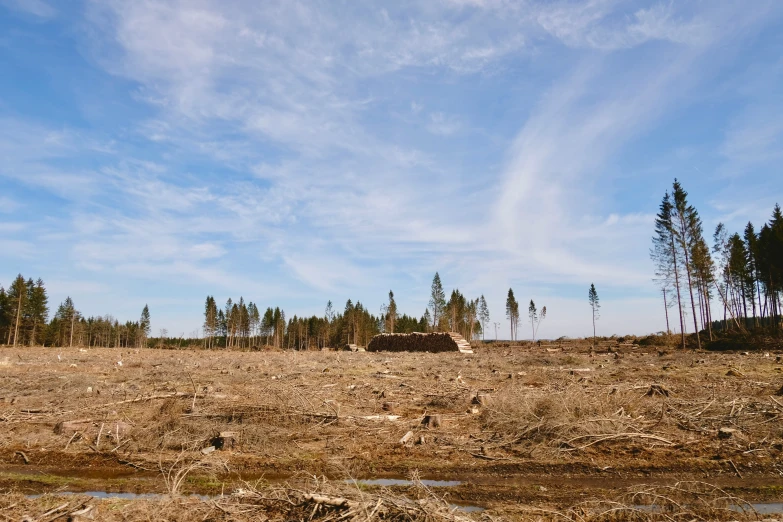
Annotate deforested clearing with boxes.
[1,340,782,520]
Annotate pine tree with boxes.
[53,297,78,347]
[478,295,489,341]
[653,191,686,348]
[262,308,274,345]
[204,296,218,349]
[744,222,762,325]
[713,223,743,331]
[671,179,703,349]
[445,289,465,334]
[27,278,48,346]
[139,305,151,348]
[8,275,27,347]
[588,284,600,347]
[528,300,537,341]
[324,301,334,346]
[690,235,714,340]
[0,286,9,344]
[343,300,354,345]
[769,204,783,327]
[505,289,518,341]
[465,298,478,340]
[429,273,446,332]
[387,290,397,333]
[728,234,751,322]
[422,309,432,332]
[249,302,260,347]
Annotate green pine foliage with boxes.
[588,283,599,345]
[652,179,783,344]
[505,289,519,341]
[428,272,446,331]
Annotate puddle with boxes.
[633,503,783,514]
[450,503,486,513]
[742,503,783,514]
[32,489,485,512]
[349,478,462,487]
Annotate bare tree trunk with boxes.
[663,288,671,335]
[704,282,713,341]
[670,236,686,349]
[13,292,22,348]
[69,312,75,348]
[681,249,701,348]
[757,278,764,322]
[714,281,743,332]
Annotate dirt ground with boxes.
[1,340,782,520]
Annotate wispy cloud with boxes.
[1,0,55,19]
[426,112,462,136]
[1,0,782,337]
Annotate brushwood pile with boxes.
[367,332,473,353]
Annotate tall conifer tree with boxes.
[588,284,600,347]
[428,273,446,332]
[653,192,686,348]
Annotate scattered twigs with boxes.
[561,432,674,451]
[186,372,198,412]
[36,502,69,520]
[14,451,30,464]
[95,422,104,451]
[64,431,80,450]
[117,458,152,471]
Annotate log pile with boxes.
[367,332,473,354]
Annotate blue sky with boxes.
[1,0,782,339]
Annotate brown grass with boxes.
[0,340,782,517]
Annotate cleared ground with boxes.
[1,340,782,520]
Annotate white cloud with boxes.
[534,0,719,50]
[426,112,462,136]
[189,243,226,260]
[1,0,55,18]
[2,0,781,338]
[0,197,21,214]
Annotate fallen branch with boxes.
[35,502,69,520]
[562,433,674,451]
[729,459,743,479]
[469,452,511,461]
[300,494,350,508]
[64,431,80,450]
[15,451,30,464]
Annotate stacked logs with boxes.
[367,332,472,353]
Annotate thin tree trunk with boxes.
[670,235,686,349]
[69,312,75,348]
[681,246,701,348]
[704,282,713,341]
[663,288,671,335]
[714,281,744,332]
[13,292,22,348]
[756,278,764,322]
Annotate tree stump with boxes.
[421,414,442,428]
[211,431,239,450]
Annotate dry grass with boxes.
[0,477,773,521]
[0,341,782,516]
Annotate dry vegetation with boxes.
[1,337,782,520]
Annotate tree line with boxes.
[0,274,151,348]
[651,179,783,348]
[199,272,492,350]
